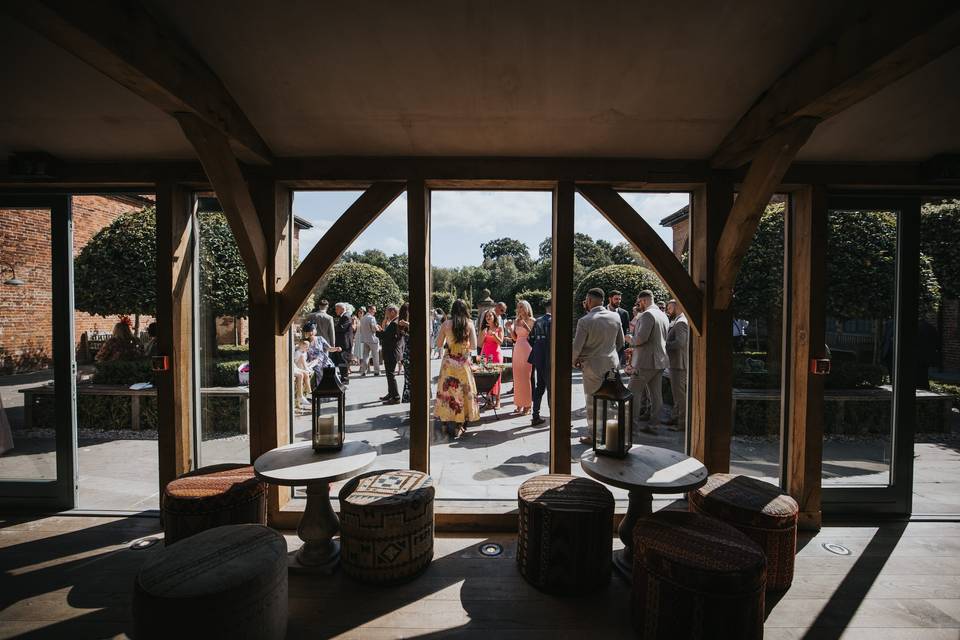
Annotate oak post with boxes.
[785,185,827,530]
[247,178,292,519]
[155,181,194,497]
[690,178,734,472]
[550,182,575,473]
[407,179,430,473]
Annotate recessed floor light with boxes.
[821,542,851,556]
[130,537,160,550]
[479,543,503,557]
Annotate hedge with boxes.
[515,289,551,314]
[217,344,250,358]
[92,358,155,385]
[574,265,669,317]
[431,291,455,314]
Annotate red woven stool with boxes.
[633,511,766,640]
[689,473,799,590]
[162,463,267,545]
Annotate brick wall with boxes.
[671,217,689,258]
[0,196,154,373]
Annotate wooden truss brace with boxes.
[176,113,268,303]
[577,184,703,335]
[712,2,960,169]
[277,182,406,333]
[5,0,273,163]
[713,118,819,310]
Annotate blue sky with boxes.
[292,190,689,268]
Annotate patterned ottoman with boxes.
[338,469,435,584]
[689,473,799,590]
[633,511,766,640]
[133,524,288,640]
[517,474,614,594]
[162,463,267,545]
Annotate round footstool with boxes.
[338,469,435,584]
[633,511,766,640]
[133,524,287,640]
[689,473,799,590]
[517,474,614,594]
[162,463,267,545]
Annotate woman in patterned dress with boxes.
[434,299,479,437]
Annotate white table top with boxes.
[254,440,377,486]
[580,445,708,494]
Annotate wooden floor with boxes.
[1,515,960,639]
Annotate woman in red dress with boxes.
[479,309,504,409]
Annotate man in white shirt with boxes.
[572,287,624,444]
[626,290,669,434]
[355,305,381,376]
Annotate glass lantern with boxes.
[592,370,633,458]
[311,367,345,452]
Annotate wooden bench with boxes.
[19,384,249,432]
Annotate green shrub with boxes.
[431,291,455,314]
[574,265,669,318]
[316,262,402,318]
[212,360,247,387]
[216,345,250,358]
[515,289,551,314]
[201,397,244,435]
[92,358,155,385]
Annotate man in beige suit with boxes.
[573,288,624,444]
[664,299,689,432]
[626,290,669,434]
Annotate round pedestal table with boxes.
[580,444,707,582]
[254,440,376,573]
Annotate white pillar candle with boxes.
[314,415,338,446]
[605,419,620,451]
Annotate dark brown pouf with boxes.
[632,511,766,640]
[517,474,614,594]
[162,463,267,545]
[689,472,799,590]
[133,524,288,640]
[338,469,435,584]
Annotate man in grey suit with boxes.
[356,305,381,376]
[626,289,669,434]
[573,288,624,444]
[309,299,336,348]
[664,299,689,432]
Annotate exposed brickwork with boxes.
[672,217,689,257]
[0,196,154,373]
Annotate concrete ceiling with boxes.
[0,0,958,163]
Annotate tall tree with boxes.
[481,237,532,271]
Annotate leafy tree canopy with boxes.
[921,199,960,299]
[574,265,669,318]
[481,237,532,271]
[316,262,401,317]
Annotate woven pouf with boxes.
[133,524,287,640]
[689,473,799,590]
[517,474,614,594]
[632,511,766,640]
[162,463,267,545]
[338,469,435,584]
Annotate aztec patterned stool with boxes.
[632,511,766,640]
[688,472,799,590]
[133,524,288,640]
[338,469,435,584]
[517,474,614,594]
[162,463,267,545]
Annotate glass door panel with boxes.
[0,197,77,509]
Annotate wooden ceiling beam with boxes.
[713,118,819,310]
[277,182,406,334]
[176,112,268,303]
[4,0,273,164]
[576,184,704,335]
[711,2,960,170]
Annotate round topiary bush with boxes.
[431,291,455,314]
[317,262,402,318]
[574,265,669,317]
[515,289,551,314]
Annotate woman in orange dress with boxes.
[510,300,534,415]
[479,308,504,409]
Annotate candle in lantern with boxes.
[314,415,338,446]
[604,419,620,451]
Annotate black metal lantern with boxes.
[592,370,633,458]
[311,367,345,452]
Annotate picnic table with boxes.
[19,384,249,431]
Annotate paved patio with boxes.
[1,362,958,513]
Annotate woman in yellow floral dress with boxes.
[434,299,479,437]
